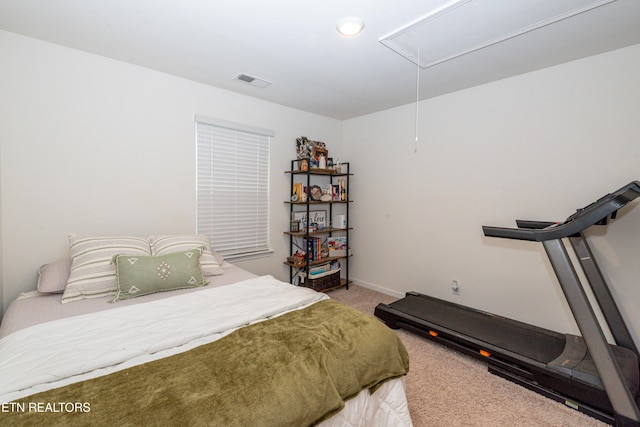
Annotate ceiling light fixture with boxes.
[336,17,365,36]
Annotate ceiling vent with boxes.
[379,0,617,68]
[233,73,272,88]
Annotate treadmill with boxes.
[375,181,640,426]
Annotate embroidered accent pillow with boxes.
[148,235,224,276]
[111,247,208,302]
[63,235,152,303]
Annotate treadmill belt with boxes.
[389,293,566,363]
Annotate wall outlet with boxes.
[451,280,461,296]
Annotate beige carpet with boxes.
[329,284,609,427]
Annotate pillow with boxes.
[37,259,72,294]
[111,247,208,302]
[62,235,152,303]
[149,235,224,276]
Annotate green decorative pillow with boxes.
[111,247,208,302]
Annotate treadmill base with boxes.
[375,291,639,422]
[489,365,615,425]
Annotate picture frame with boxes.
[296,136,326,159]
[292,210,327,227]
[309,185,322,201]
[313,147,328,159]
[331,184,340,201]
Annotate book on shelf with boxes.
[292,182,303,199]
[305,237,322,261]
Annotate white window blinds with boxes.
[195,115,273,260]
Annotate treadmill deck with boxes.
[382,292,566,363]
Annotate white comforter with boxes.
[0,275,327,401]
[0,275,413,426]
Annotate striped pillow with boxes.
[149,235,224,276]
[62,235,151,303]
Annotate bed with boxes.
[0,235,411,426]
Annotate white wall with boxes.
[344,43,640,343]
[0,140,3,314]
[2,29,639,347]
[0,30,343,314]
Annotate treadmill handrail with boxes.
[483,181,640,241]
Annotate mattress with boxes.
[0,264,412,426]
[0,262,256,338]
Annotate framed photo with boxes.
[292,210,327,227]
[309,185,322,201]
[296,137,326,159]
[331,184,340,201]
[313,147,328,159]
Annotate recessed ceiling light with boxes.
[336,17,365,36]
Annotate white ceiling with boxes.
[1,0,640,120]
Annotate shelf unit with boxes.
[284,160,351,291]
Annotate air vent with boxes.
[233,73,272,88]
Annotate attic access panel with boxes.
[379,0,617,68]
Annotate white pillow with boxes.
[148,235,224,276]
[62,235,151,303]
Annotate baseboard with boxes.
[350,277,406,299]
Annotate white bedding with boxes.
[0,262,258,338]
[0,274,412,426]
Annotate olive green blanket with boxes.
[6,300,409,426]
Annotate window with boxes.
[195,115,273,260]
